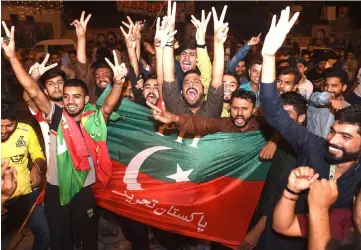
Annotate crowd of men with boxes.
[1,1,361,250]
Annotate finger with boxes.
[223,27,229,35]
[45,63,58,71]
[201,10,205,22]
[287,12,299,31]
[278,9,286,28]
[146,101,162,112]
[304,167,310,178]
[104,57,115,71]
[84,13,92,25]
[257,32,262,38]
[156,17,160,31]
[309,173,320,184]
[126,16,134,26]
[80,11,85,23]
[28,65,34,75]
[41,53,50,66]
[2,21,10,37]
[161,101,166,113]
[113,50,119,66]
[219,5,228,23]
[172,2,177,21]
[121,21,130,29]
[212,7,218,24]
[191,15,198,23]
[10,26,14,43]
[70,19,80,26]
[205,11,212,26]
[167,0,172,17]
[168,30,178,37]
[120,26,128,38]
[191,20,198,28]
[270,15,276,31]
[329,180,338,192]
[221,22,229,31]
[308,168,315,179]
[128,24,134,36]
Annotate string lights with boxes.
[5,1,64,18]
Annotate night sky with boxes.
[63,1,361,39]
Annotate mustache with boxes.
[186,87,198,94]
[146,93,156,98]
[235,115,245,120]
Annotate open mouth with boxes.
[186,88,198,101]
[99,82,109,88]
[181,61,192,71]
[67,105,77,111]
[146,94,157,103]
[328,146,343,155]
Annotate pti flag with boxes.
[93,91,271,248]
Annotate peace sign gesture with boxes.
[191,10,212,45]
[105,50,128,84]
[28,53,58,80]
[147,101,178,125]
[122,16,141,40]
[121,20,136,49]
[1,21,16,60]
[212,6,229,44]
[166,0,177,31]
[154,17,177,48]
[71,11,92,39]
[262,6,299,57]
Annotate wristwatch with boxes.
[196,43,206,49]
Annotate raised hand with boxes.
[248,33,262,46]
[262,6,299,57]
[1,159,17,202]
[308,179,338,211]
[1,21,16,59]
[147,101,177,124]
[212,5,229,44]
[143,41,156,55]
[154,16,177,48]
[105,50,128,84]
[28,54,58,80]
[120,21,136,49]
[71,11,91,39]
[166,0,177,31]
[287,166,319,193]
[191,10,212,45]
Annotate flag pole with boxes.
[151,1,167,30]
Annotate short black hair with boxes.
[276,66,302,85]
[281,92,307,116]
[276,59,292,67]
[1,100,19,121]
[64,79,89,96]
[326,68,349,86]
[39,68,67,90]
[224,71,240,89]
[230,90,256,108]
[334,104,361,135]
[94,60,113,76]
[183,68,201,79]
[250,60,262,68]
[144,73,157,83]
[296,58,308,67]
[180,39,197,52]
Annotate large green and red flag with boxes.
[93,95,271,248]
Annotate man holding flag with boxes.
[1,12,128,250]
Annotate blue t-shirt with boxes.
[239,81,259,107]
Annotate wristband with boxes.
[196,43,206,49]
[282,193,298,202]
[285,185,300,195]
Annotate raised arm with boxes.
[191,10,212,92]
[1,22,55,116]
[71,11,91,65]
[101,51,128,122]
[273,167,319,237]
[211,6,228,89]
[121,19,139,77]
[228,34,261,72]
[162,0,177,83]
[307,179,338,250]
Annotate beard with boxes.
[231,115,252,128]
[324,142,361,164]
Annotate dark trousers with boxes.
[44,184,98,250]
[2,190,50,250]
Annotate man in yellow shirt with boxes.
[1,102,50,250]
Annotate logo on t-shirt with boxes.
[11,154,25,163]
[16,136,26,147]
